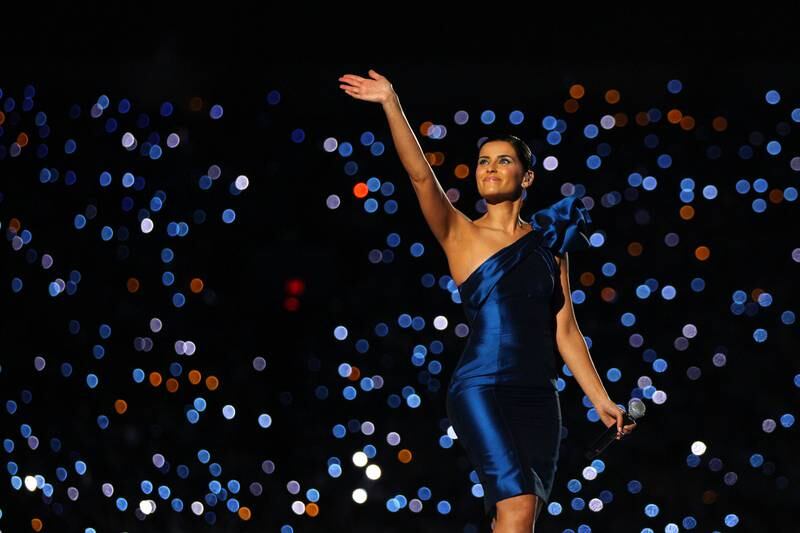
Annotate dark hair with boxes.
[478,134,533,173]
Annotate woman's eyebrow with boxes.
[478,154,514,159]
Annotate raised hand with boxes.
[338,68,396,105]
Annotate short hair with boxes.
[478,134,533,173]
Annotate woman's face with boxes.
[476,141,532,202]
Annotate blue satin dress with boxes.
[446,195,592,523]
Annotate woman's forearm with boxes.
[382,93,435,182]
[556,329,610,406]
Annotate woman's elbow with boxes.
[555,322,581,351]
[556,319,576,341]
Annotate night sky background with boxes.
[1,8,798,533]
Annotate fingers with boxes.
[614,410,638,439]
[338,76,363,97]
[339,88,360,101]
[339,74,364,83]
[339,80,361,98]
[617,422,637,439]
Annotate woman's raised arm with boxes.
[339,69,465,244]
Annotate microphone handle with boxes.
[584,413,637,460]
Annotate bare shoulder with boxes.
[441,216,535,287]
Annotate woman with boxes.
[339,69,636,532]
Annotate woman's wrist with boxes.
[589,391,612,407]
[381,91,399,109]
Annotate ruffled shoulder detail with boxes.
[528,195,593,257]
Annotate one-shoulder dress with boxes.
[446,194,593,524]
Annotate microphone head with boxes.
[628,398,646,420]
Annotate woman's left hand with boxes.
[594,398,637,439]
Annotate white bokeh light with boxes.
[352,488,368,504]
[352,451,368,467]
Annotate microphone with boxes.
[584,398,645,460]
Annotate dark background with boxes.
[1,7,798,532]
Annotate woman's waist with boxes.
[447,373,558,394]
